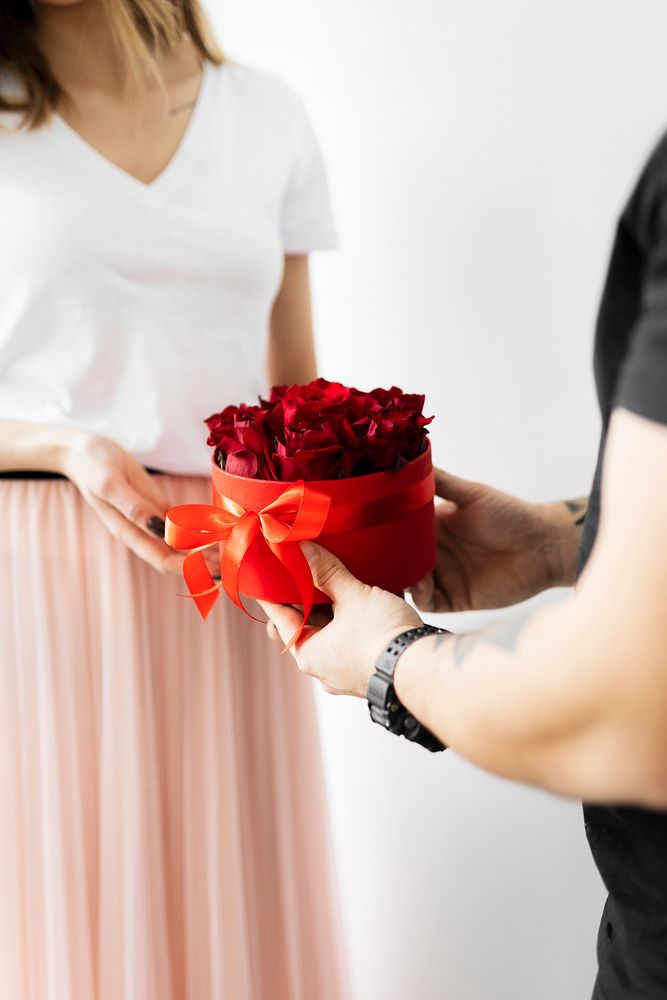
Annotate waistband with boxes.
[0,468,165,480]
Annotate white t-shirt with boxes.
[0,63,337,474]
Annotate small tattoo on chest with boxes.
[169,100,196,116]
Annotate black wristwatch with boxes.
[367,625,450,752]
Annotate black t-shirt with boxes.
[578,134,667,999]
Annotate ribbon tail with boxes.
[267,541,316,653]
[220,512,265,625]
[183,550,220,620]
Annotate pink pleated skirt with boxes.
[0,475,347,1000]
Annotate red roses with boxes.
[205,378,434,481]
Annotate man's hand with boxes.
[261,542,422,698]
[410,469,587,613]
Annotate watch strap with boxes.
[367,625,449,752]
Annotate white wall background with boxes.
[207,2,667,997]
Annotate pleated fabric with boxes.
[0,475,347,1000]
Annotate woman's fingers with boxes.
[66,436,189,573]
[97,475,167,539]
[90,496,185,574]
[127,458,169,507]
[201,546,221,578]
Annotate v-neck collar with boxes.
[50,61,214,194]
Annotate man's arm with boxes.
[396,409,667,807]
[263,408,667,809]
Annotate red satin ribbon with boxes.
[165,482,331,651]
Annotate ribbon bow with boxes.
[165,482,331,651]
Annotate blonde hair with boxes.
[0,0,223,128]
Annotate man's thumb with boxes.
[301,542,356,600]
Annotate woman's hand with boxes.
[410,470,584,613]
[261,542,422,698]
[61,431,185,575]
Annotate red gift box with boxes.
[165,443,436,647]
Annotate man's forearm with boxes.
[396,415,667,807]
[394,589,667,807]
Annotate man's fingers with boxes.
[410,573,435,612]
[435,499,458,519]
[301,542,361,602]
[434,468,480,505]
[308,605,334,628]
[258,600,304,648]
[266,620,281,642]
[426,588,454,613]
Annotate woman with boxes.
[0,2,346,998]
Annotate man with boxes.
[264,132,667,998]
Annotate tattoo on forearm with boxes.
[451,633,482,668]
[564,497,588,527]
[429,612,532,669]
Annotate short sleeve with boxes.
[280,91,338,254]
[615,168,667,425]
